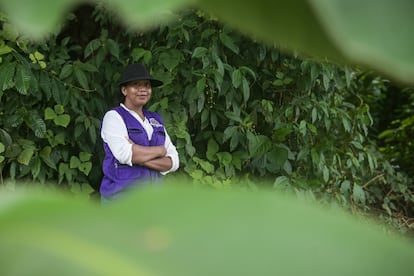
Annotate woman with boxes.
[100,63,179,201]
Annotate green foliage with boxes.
[0,7,413,232]
[378,87,414,173]
[1,185,414,276]
[0,10,116,192]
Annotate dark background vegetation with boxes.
[0,4,413,233]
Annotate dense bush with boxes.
[0,6,412,231]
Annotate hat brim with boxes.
[119,77,163,87]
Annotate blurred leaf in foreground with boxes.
[198,0,414,84]
[1,182,413,276]
[0,0,193,39]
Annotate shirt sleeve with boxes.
[101,110,133,166]
[160,128,180,175]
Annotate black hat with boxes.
[118,63,163,87]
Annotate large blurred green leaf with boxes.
[198,0,414,84]
[309,0,414,83]
[1,184,414,276]
[0,0,83,38]
[0,0,193,39]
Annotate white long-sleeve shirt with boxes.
[101,104,179,175]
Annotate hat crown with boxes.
[118,63,163,87]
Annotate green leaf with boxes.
[296,148,309,161]
[216,152,232,166]
[0,143,5,154]
[59,64,73,79]
[219,32,239,54]
[26,113,46,138]
[194,157,214,173]
[367,153,376,173]
[273,176,290,188]
[229,132,240,151]
[323,166,329,183]
[54,104,65,115]
[201,109,209,129]
[39,71,52,100]
[307,123,317,135]
[88,125,97,144]
[78,62,98,73]
[322,72,330,91]
[231,69,242,88]
[185,143,195,157]
[311,107,318,123]
[240,66,256,80]
[17,148,34,165]
[0,43,12,56]
[79,152,92,162]
[39,146,56,170]
[34,50,44,60]
[1,23,19,41]
[0,62,15,90]
[342,117,351,132]
[131,47,152,62]
[267,146,288,170]
[248,132,271,157]
[69,156,81,169]
[58,162,72,184]
[299,120,307,136]
[44,107,56,120]
[223,126,238,142]
[74,67,89,90]
[2,185,414,275]
[54,114,70,128]
[353,184,366,204]
[224,112,242,123]
[196,77,206,94]
[214,55,225,78]
[206,138,219,161]
[273,127,292,143]
[340,180,351,195]
[84,38,101,58]
[159,50,184,72]
[78,162,92,175]
[192,47,208,58]
[210,111,218,130]
[105,39,120,58]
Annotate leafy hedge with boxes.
[0,6,412,231]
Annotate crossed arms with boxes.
[130,141,172,172]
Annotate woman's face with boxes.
[122,80,152,108]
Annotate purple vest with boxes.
[100,106,166,197]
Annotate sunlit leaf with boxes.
[79,152,92,162]
[44,107,56,120]
[206,138,219,161]
[17,148,34,165]
[54,114,70,128]
[70,156,81,169]
[78,162,92,175]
